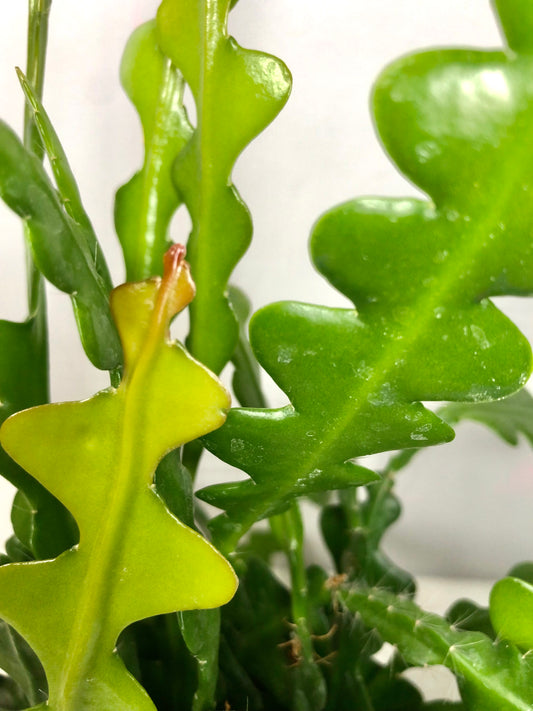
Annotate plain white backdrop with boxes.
[0,0,531,579]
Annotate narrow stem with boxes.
[24,0,51,392]
[24,0,51,158]
[272,502,315,663]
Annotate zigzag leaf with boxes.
[115,20,193,281]
[156,0,292,373]
[0,247,237,711]
[200,0,533,552]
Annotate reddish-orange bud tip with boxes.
[163,244,186,280]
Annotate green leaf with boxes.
[201,0,533,552]
[17,69,114,293]
[0,120,121,370]
[115,20,193,281]
[0,315,76,560]
[508,561,533,584]
[320,499,415,594]
[228,286,267,409]
[493,0,533,54]
[221,557,292,710]
[366,661,424,711]
[156,0,292,374]
[342,585,533,711]
[3,537,32,564]
[10,489,77,562]
[439,388,533,446]
[0,675,35,710]
[0,247,236,710]
[0,619,46,708]
[178,609,220,711]
[490,577,533,650]
[155,451,221,711]
[200,300,450,552]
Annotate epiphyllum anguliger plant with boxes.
[0,1,532,710]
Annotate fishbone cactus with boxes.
[200,0,533,553]
[156,0,292,374]
[0,246,237,711]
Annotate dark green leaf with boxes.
[178,609,220,711]
[367,661,424,711]
[508,561,533,584]
[3,538,32,564]
[17,69,113,292]
[0,619,46,708]
[221,557,292,709]
[0,120,121,370]
[0,316,77,559]
[228,286,267,409]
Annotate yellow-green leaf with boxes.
[0,246,236,711]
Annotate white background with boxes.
[0,0,531,580]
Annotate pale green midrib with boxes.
[352,591,532,711]
[222,87,533,551]
[133,60,184,280]
[55,337,162,710]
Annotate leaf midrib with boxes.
[224,83,533,549]
[55,297,168,710]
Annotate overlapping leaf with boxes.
[199,0,533,552]
[0,312,76,561]
[115,20,193,281]
[0,247,236,711]
[439,388,533,446]
[0,110,120,370]
[156,0,292,373]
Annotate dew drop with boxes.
[230,438,245,453]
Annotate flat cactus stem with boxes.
[157,0,292,374]
[0,246,236,710]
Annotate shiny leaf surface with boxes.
[115,20,193,281]
[490,577,533,650]
[157,0,292,373]
[200,0,533,553]
[0,248,236,710]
